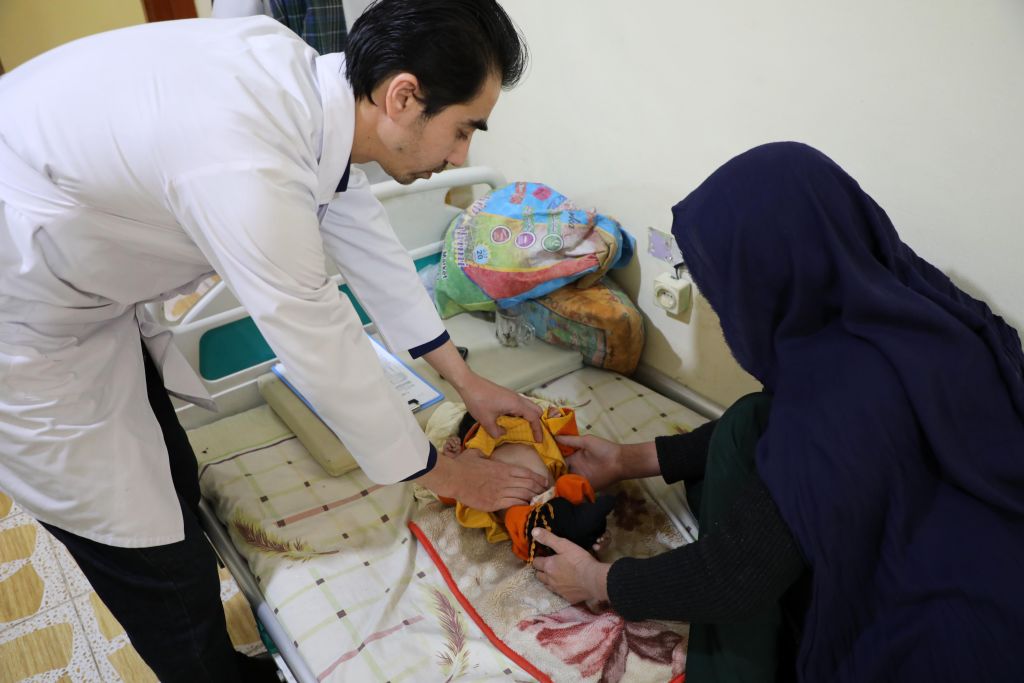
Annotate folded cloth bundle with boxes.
[434,182,635,318]
[257,373,359,476]
[521,277,645,375]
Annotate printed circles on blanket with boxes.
[434,182,636,317]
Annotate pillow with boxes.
[521,277,645,375]
[257,374,360,477]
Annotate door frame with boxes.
[142,0,197,21]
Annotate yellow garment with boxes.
[454,409,575,543]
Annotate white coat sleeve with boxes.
[167,165,430,484]
[319,166,447,354]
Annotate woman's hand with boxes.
[531,528,611,603]
[556,434,624,491]
[559,435,663,486]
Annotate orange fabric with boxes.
[503,505,533,561]
[461,421,481,447]
[550,410,579,456]
[462,409,577,465]
[554,474,595,505]
[445,408,603,562]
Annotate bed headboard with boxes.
[168,166,507,430]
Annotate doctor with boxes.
[0,1,544,680]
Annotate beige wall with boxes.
[471,0,1024,407]
[0,0,146,70]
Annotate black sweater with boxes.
[606,422,806,623]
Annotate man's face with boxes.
[378,74,501,185]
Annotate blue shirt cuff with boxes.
[401,443,438,481]
[408,330,450,359]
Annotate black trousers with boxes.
[684,393,793,683]
[41,345,274,682]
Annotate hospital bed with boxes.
[164,167,722,682]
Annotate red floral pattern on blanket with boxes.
[517,602,686,683]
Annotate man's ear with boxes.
[382,72,424,124]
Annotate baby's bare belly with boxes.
[490,442,555,488]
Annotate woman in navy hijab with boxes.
[532,142,1024,681]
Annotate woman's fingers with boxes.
[531,527,572,554]
[555,434,584,450]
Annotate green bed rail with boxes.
[198,253,441,381]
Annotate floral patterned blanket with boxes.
[411,366,708,683]
[411,478,688,683]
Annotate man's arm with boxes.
[319,172,543,440]
[420,340,544,442]
[169,165,432,483]
[317,169,545,503]
[318,167,447,354]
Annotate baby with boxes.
[439,405,615,563]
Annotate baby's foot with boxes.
[442,436,462,457]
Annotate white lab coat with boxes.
[0,17,444,547]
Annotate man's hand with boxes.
[417,448,549,511]
[460,372,544,442]
[421,340,544,441]
[556,434,624,491]
[532,528,611,603]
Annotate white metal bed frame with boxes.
[166,166,724,683]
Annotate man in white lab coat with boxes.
[0,1,545,679]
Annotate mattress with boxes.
[188,367,706,682]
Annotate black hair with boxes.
[345,0,528,116]
[456,411,478,442]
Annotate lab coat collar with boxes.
[313,52,355,205]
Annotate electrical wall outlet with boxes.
[654,272,692,316]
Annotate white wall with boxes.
[469,0,1024,405]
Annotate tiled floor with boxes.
[0,492,264,682]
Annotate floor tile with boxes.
[0,515,69,629]
[0,599,101,683]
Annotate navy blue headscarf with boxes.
[672,143,1024,681]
